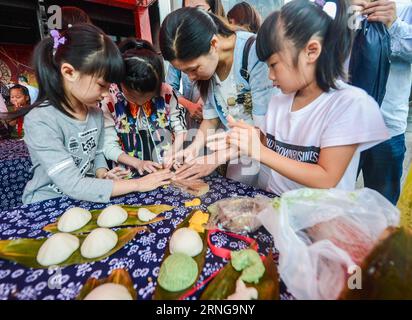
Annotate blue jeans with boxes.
[358,134,406,205]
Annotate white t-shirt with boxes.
[214,64,255,126]
[261,81,390,195]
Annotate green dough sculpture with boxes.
[158,253,198,292]
[231,249,265,284]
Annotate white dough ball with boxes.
[80,228,118,259]
[97,205,128,228]
[37,233,80,267]
[137,208,157,222]
[84,283,133,300]
[169,227,203,257]
[57,207,92,233]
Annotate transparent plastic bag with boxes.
[258,188,400,300]
[207,196,273,234]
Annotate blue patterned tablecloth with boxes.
[0,139,32,210]
[0,174,293,300]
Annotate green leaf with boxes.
[43,204,174,234]
[76,268,137,300]
[0,227,146,269]
[153,210,208,300]
[200,251,279,300]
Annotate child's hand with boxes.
[207,115,263,160]
[131,158,163,176]
[104,167,131,180]
[135,169,175,192]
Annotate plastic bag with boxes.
[258,188,400,300]
[207,196,273,234]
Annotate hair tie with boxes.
[50,29,66,55]
[310,0,337,20]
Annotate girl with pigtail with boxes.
[20,24,173,204]
[208,0,390,195]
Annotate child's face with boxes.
[69,74,110,107]
[266,41,318,94]
[120,84,156,106]
[10,89,29,107]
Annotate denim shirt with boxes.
[380,3,412,137]
[166,64,201,103]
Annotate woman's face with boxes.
[171,38,220,82]
[172,52,219,82]
[184,0,211,11]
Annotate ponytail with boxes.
[119,38,164,96]
[257,0,353,92]
[2,24,124,121]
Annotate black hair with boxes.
[182,0,226,16]
[61,6,92,32]
[118,38,164,96]
[9,84,31,105]
[160,7,235,97]
[2,24,124,121]
[256,0,352,92]
[227,1,262,34]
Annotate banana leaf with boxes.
[153,210,208,300]
[398,166,412,229]
[76,268,137,300]
[200,251,279,300]
[0,227,146,269]
[340,227,412,300]
[43,204,174,234]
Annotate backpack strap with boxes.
[240,35,256,83]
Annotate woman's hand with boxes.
[163,142,202,168]
[134,169,175,192]
[173,156,219,180]
[207,116,263,160]
[103,167,131,180]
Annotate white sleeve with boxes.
[321,91,390,152]
[101,99,125,162]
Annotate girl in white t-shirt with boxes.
[207,0,389,195]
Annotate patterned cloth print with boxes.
[0,174,294,300]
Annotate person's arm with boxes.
[165,64,182,93]
[178,96,203,121]
[363,1,412,62]
[168,89,188,134]
[207,118,358,189]
[388,17,412,62]
[259,145,358,188]
[94,112,111,176]
[24,115,171,203]
[101,97,125,163]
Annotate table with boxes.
[0,174,293,300]
[0,139,32,210]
